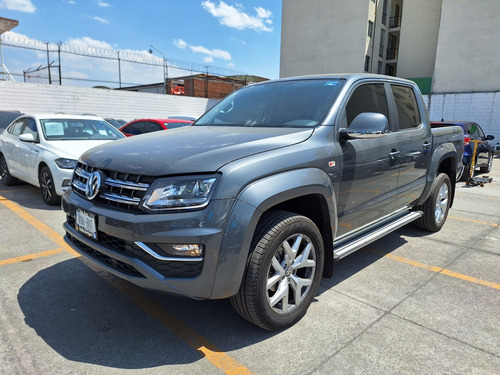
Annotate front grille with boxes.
[72,162,155,211]
[67,216,204,278]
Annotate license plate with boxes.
[75,209,97,240]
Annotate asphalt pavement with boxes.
[1,156,499,374]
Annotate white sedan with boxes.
[0,113,125,205]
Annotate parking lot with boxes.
[1,157,499,375]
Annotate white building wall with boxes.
[0,81,218,122]
[280,0,369,77]
[432,0,500,93]
[397,0,442,78]
[424,92,500,150]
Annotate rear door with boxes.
[1,118,26,176]
[389,84,431,210]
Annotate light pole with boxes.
[149,45,168,94]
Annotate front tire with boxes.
[414,173,451,232]
[230,211,324,331]
[0,154,18,186]
[39,166,60,205]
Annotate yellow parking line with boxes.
[0,195,80,257]
[0,195,254,375]
[0,248,65,266]
[365,248,500,290]
[448,215,499,227]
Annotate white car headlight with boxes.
[55,158,78,169]
[141,175,219,212]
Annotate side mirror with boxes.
[19,133,37,143]
[486,134,495,141]
[339,112,389,140]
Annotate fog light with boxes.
[62,179,72,187]
[171,244,204,257]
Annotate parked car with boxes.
[119,118,193,137]
[105,118,127,128]
[0,110,23,131]
[0,114,125,205]
[431,120,495,180]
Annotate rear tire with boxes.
[230,211,324,331]
[39,166,60,205]
[414,173,451,232]
[0,154,18,186]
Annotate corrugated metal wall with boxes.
[0,81,219,122]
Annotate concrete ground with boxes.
[1,156,499,375]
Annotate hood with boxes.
[43,139,117,160]
[79,126,314,175]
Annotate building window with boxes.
[364,55,371,72]
[368,20,374,38]
[378,61,383,74]
[379,29,385,58]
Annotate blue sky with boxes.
[0,0,282,87]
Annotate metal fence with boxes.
[0,32,247,89]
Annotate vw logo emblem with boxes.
[86,171,104,200]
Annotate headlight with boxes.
[141,175,219,212]
[55,158,78,169]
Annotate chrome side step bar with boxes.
[333,211,423,260]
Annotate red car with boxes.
[119,118,193,137]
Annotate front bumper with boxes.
[62,191,235,299]
[52,167,74,196]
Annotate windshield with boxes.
[40,118,125,140]
[195,79,344,127]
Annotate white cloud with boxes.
[0,0,36,13]
[174,39,187,49]
[96,0,109,7]
[201,1,272,32]
[175,39,231,61]
[62,0,76,4]
[92,16,109,24]
[66,36,113,50]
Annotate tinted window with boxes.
[345,83,389,126]
[467,123,484,140]
[195,79,344,127]
[144,121,163,133]
[124,121,146,135]
[391,85,420,130]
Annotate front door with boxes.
[336,83,400,237]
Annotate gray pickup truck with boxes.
[62,74,464,330]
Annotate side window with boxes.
[467,123,480,140]
[8,119,25,136]
[20,118,38,138]
[391,85,421,130]
[125,121,145,135]
[345,83,389,126]
[144,121,163,133]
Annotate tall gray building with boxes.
[280,0,500,95]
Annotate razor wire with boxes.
[1,32,247,78]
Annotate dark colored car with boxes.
[105,118,127,128]
[119,118,193,137]
[0,110,23,132]
[431,121,495,180]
